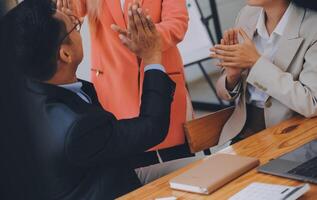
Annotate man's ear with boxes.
[59,45,72,64]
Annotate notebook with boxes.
[169,153,260,194]
[229,182,310,200]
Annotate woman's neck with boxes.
[263,1,290,35]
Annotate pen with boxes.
[281,184,309,200]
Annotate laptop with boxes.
[258,139,317,183]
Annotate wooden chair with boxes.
[184,106,235,154]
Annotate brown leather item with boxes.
[169,154,260,194]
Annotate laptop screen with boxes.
[278,139,317,163]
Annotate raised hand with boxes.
[211,28,242,90]
[222,28,238,45]
[56,0,73,12]
[56,0,82,25]
[111,2,162,65]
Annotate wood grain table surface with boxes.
[118,116,317,200]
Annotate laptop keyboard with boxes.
[288,156,317,178]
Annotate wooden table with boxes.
[118,116,317,200]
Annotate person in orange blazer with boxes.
[59,0,199,184]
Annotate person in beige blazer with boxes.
[211,0,317,146]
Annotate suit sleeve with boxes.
[155,0,189,51]
[65,71,176,167]
[216,70,242,101]
[246,40,317,118]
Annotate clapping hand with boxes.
[210,29,245,90]
[111,1,162,65]
[211,28,260,69]
[56,0,74,14]
[56,0,83,24]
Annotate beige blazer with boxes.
[216,4,317,146]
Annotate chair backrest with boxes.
[184,106,234,153]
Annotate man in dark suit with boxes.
[294,0,317,11]
[2,1,175,199]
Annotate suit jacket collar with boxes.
[283,3,305,40]
[243,7,259,40]
[244,3,306,72]
[274,4,306,72]
[26,78,99,106]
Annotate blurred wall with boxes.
[184,0,246,83]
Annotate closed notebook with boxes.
[169,153,260,194]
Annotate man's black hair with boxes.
[293,0,317,11]
[6,0,68,81]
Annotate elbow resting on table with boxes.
[300,108,317,119]
[296,98,317,118]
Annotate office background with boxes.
[1,0,246,114]
[76,0,246,115]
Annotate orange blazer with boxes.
[74,0,190,150]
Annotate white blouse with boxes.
[120,0,125,11]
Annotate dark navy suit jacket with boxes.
[12,70,175,200]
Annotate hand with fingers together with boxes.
[111,2,162,66]
[211,28,261,69]
[211,28,244,90]
[56,0,73,13]
[56,0,83,25]
[222,28,239,45]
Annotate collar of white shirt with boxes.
[256,3,294,39]
[59,82,83,93]
[59,82,92,104]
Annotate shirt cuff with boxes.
[227,80,242,97]
[144,64,166,73]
